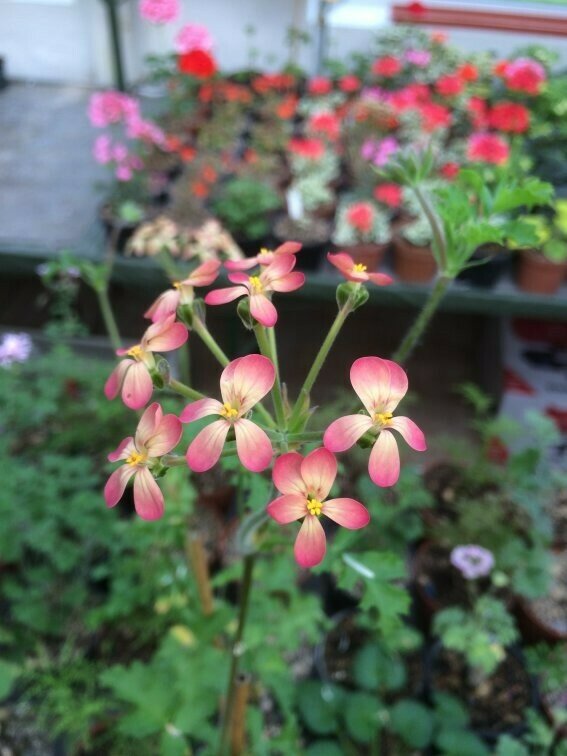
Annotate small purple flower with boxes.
[0,333,32,367]
[450,544,494,580]
[373,136,399,167]
[405,49,431,67]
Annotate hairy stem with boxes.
[255,325,286,430]
[169,378,204,401]
[412,185,447,272]
[96,287,122,353]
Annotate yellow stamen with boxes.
[126,451,147,466]
[219,402,239,420]
[258,248,271,258]
[353,263,367,273]
[373,411,393,427]
[173,281,182,289]
[248,275,264,293]
[306,498,324,517]
[127,345,144,360]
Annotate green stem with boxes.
[412,185,447,272]
[169,378,204,401]
[287,431,324,443]
[218,554,255,756]
[254,325,286,430]
[391,275,452,365]
[96,287,122,353]
[192,315,230,367]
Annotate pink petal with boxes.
[224,258,260,271]
[323,414,373,452]
[143,317,188,353]
[368,430,400,487]
[186,419,230,472]
[205,285,246,306]
[179,398,223,423]
[227,272,252,285]
[250,293,278,327]
[221,354,275,414]
[350,356,408,415]
[108,436,135,462]
[234,418,273,472]
[273,452,307,495]
[144,414,183,457]
[121,361,153,410]
[274,241,302,256]
[323,498,370,529]
[135,402,162,445]
[267,494,307,523]
[261,253,296,283]
[368,272,394,286]
[185,259,221,287]
[133,467,164,520]
[389,416,427,451]
[294,516,326,568]
[270,271,305,293]
[301,447,337,500]
[328,252,356,278]
[104,359,133,400]
[144,290,180,322]
[104,465,136,507]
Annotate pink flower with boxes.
[339,74,361,93]
[145,260,221,322]
[308,76,332,96]
[205,255,305,328]
[104,403,182,520]
[361,136,399,167]
[125,117,166,146]
[405,49,431,67]
[374,183,403,208]
[503,58,546,95]
[88,91,139,128]
[93,135,113,164]
[288,137,326,161]
[328,253,392,286]
[139,0,179,23]
[105,315,188,409]
[175,23,214,54]
[225,241,302,272]
[435,74,464,98]
[181,355,275,472]
[466,133,510,165]
[345,202,375,234]
[324,357,426,487]
[116,165,133,182]
[372,56,402,78]
[307,111,341,142]
[267,448,370,568]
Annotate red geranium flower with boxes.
[374,183,403,208]
[308,76,332,96]
[178,49,217,78]
[435,74,464,97]
[346,202,375,234]
[288,137,325,160]
[466,133,510,165]
[276,95,298,120]
[503,58,546,95]
[457,63,478,82]
[372,56,402,78]
[440,162,460,180]
[339,74,361,93]
[488,102,530,134]
[467,96,490,130]
[418,102,452,132]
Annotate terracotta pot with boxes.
[394,236,436,283]
[343,242,390,271]
[517,250,567,295]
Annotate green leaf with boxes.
[296,681,343,735]
[343,691,380,744]
[0,660,19,700]
[437,728,490,756]
[305,741,344,756]
[495,735,529,756]
[352,643,406,692]
[390,699,433,748]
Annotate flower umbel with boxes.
[145,260,221,322]
[267,448,370,568]
[328,252,393,286]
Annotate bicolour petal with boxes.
[368,430,400,487]
[185,259,221,287]
[143,316,188,353]
[227,272,251,285]
[273,452,306,496]
[301,447,337,501]
[250,293,278,327]
[269,271,305,293]
[294,516,326,568]
[323,498,370,529]
[121,361,153,410]
[145,414,183,457]
[323,414,373,452]
[224,258,260,271]
[205,285,247,306]
[234,418,273,472]
[368,272,394,286]
[350,356,408,415]
[133,467,164,520]
[261,254,296,285]
[389,416,427,451]
[144,290,180,322]
[223,354,275,414]
[267,494,306,524]
[328,252,356,279]
[186,419,230,472]
[108,436,135,462]
[104,359,134,400]
[274,241,302,256]
[104,465,136,508]
[135,403,162,446]
[179,398,223,423]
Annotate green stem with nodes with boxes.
[169,378,205,401]
[412,184,448,272]
[95,286,122,353]
[254,325,287,430]
[391,275,452,365]
[218,554,255,756]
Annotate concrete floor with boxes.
[0,82,105,251]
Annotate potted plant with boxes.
[394,215,437,283]
[332,199,392,269]
[516,208,567,295]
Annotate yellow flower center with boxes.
[258,248,271,258]
[220,402,239,420]
[127,345,144,360]
[353,263,367,273]
[173,281,182,289]
[126,451,147,466]
[248,275,264,293]
[306,498,324,517]
[373,411,393,427]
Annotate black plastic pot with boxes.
[457,245,511,288]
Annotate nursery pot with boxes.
[516,250,567,295]
[457,244,510,288]
[99,203,146,255]
[393,236,437,283]
[273,215,331,272]
[343,242,390,271]
[514,548,567,644]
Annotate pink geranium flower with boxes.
[503,58,546,95]
[105,315,188,409]
[324,357,426,487]
[175,23,214,54]
[405,49,431,67]
[105,402,182,520]
[328,253,393,286]
[225,242,301,272]
[466,133,510,165]
[345,202,375,234]
[139,0,179,24]
[339,74,361,93]
[267,448,370,568]
[205,255,305,328]
[307,111,341,142]
[308,76,332,96]
[181,355,275,472]
[88,91,139,128]
[145,260,221,322]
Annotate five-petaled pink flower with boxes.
[324,357,426,487]
[139,0,179,24]
[145,260,221,322]
[205,255,305,327]
[328,252,393,286]
[105,402,182,520]
[181,355,275,473]
[267,448,370,568]
[225,242,301,272]
[105,315,188,409]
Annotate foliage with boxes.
[212,177,282,240]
